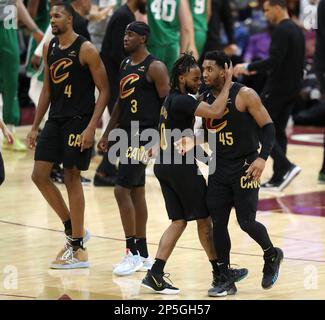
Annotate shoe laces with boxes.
[63,235,73,250]
[120,252,136,266]
[61,246,74,261]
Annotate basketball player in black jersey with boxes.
[141,53,248,295]
[177,51,284,296]
[98,22,170,276]
[27,2,109,269]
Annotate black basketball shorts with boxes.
[115,128,153,189]
[35,115,92,171]
[154,162,209,221]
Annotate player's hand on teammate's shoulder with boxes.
[245,157,266,182]
[80,127,95,152]
[26,129,38,149]
[97,135,109,153]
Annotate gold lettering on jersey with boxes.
[160,106,168,119]
[205,108,229,133]
[126,146,150,163]
[240,176,260,189]
[68,134,81,147]
[120,74,140,99]
[50,58,73,84]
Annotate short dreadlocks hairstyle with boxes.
[170,52,199,90]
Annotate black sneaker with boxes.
[262,247,284,289]
[277,164,301,191]
[141,270,179,295]
[93,174,116,187]
[209,272,237,297]
[229,267,249,282]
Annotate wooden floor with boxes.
[0,126,325,300]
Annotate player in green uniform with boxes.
[189,0,210,57]
[147,0,197,75]
[25,0,50,77]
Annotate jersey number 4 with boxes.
[64,84,72,98]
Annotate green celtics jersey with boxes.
[147,0,180,47]
[189,0,207,32]
[35,0,50,32]
[0,0,16,22]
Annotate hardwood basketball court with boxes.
[0,126,324,300]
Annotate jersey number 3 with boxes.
[131,99,138,113]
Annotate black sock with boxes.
[263,246,276,259]
[151,259,166,274]
[210,259,220,273]
[63,219,72,236]
[71,237,84,251]
[126,236,137,255]
[135,237,148,258]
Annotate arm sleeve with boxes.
[248,25,288,73]
[259,122,275,161]
[172,95,201,117]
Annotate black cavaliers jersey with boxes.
[47,36,95,119]
[203,82,259,159]
[158,90,200,162]
[118,55,161,129]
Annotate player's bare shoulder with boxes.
[237,85,262,111]
[148,60,168,76]
[79,41,100,65]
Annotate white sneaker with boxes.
[50,247,89,269]
[139,256,154,272]
[56,229,91,260]
[113,250,143,276]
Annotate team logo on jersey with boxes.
[205,108,229,133]
[50,58,73,84]
[120,73,140,99]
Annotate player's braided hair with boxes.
[170,52,199,90]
